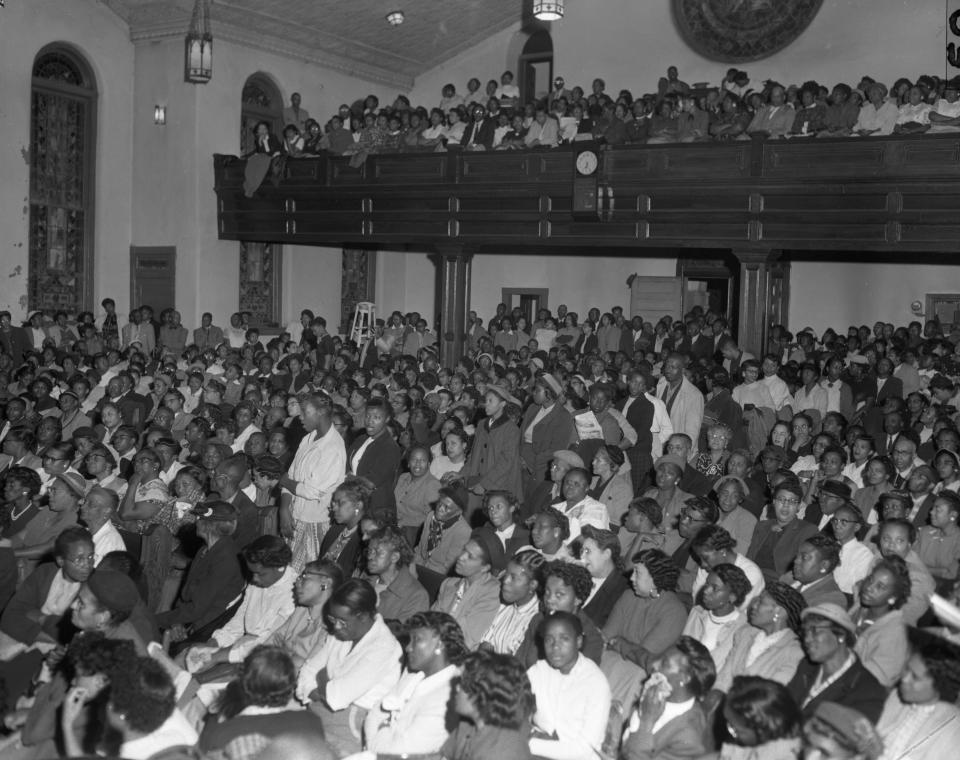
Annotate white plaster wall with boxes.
[0,0,134,318]
[788,260,960,334]
[131,36,399,329]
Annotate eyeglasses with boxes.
[830,517,859,527]
[679,510,706,522]
[773,497,801,506]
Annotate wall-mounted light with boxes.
[533,0,564,21]
[154,105,167,125]
[385,10,404,25]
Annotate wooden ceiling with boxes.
[103,0,522,88]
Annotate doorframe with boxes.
[518,54,553,104]
[130,246,176,313]
[501,287,549,318]
[676,257,735,323]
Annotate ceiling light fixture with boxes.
[533,0,564,21]
[185,0,213,84]
[386,10,405,26]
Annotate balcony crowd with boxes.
[253,67,960,167]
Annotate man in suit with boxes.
[122,309,156,355]
[719,336,754,381]
[0,311,31,364]
[460,101,497,150]
[905,464,937,527]
[97,376,142,430]
[193,312,223,352]
[346,397,401,511]
[213,456,260,549]
[655,354,705,458]
[872,357,903,405]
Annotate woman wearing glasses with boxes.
[264,559,344,669]
[296,578,402,756]
[747,481,820,585]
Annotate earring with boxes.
[773,612,780,622]
[434,648,442,655]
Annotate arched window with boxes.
[238,73,283,328]
[518,30,553,104]
[29,46,96,314]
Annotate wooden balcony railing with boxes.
[214,134,960,252]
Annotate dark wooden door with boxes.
[130,247,176,314]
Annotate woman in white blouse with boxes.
[297,579,402,756]
[363,611,467,754]
[527,612,611,760]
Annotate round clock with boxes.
[576,150,599,176]
[672,0,824,63]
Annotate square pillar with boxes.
[732,249,789,356]
[432,247,473,365]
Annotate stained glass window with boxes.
[29,48,95,313]
[239,242,281,327]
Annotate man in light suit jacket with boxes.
[524,107,559,147]
[193,312,224,352]
[655,353,705,457]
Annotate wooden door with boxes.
[130,247,176,314]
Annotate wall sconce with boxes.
[154,105,167,125]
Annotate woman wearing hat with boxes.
[787,603,887,723]
[519,373,576,496]
[156,501,245,655]
[71,568,148,653]
[641,453,692,529]
[462,384,524,521]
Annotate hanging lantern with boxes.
[185,0,213,84]
[533,0,564,21]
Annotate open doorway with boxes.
[502,287,549,325]
[677,257,734,322]
[518,30,553,104]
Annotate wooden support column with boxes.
[432,247,473,366]
[732,249,789,357]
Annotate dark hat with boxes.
[113,425,138,440]
[71,426,98,441]
[930,374,955,391]
[819,480,852,501]
[254,455,284,476]
[86,569,140,616]
[469,528,506,573]
[438,483,469,513]
[878,489,912,508]
[193,500,239,522]
[760,444,788,461]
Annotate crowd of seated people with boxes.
[4,290,960,759]
[252,66,960,169]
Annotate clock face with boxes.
[576,150,598,176]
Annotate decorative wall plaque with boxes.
[672,0,824,63]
